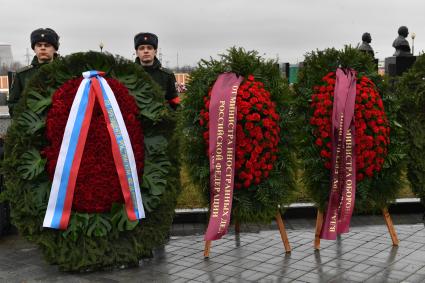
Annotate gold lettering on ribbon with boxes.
[103,95,137,202]
[211,100,225,218]
[218,86,238,234]
[329,113,344,233]
[344,129,353,211]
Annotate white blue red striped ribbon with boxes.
[43,71,145,230]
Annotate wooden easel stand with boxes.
[204,210,291,257]
[314,207,399,250]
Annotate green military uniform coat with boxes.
[8,56,52,117]
[135,57,178,101]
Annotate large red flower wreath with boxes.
[309,72,390,181]
[42,77,145,213]
[199,75,280,189]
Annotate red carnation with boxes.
[310,72,389,180]
[43,78,145,213]
[315,138,323,146]
[200,75,280,189]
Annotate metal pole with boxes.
[411,33,416,55]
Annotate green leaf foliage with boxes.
[17,149,46,180]
[179,47,297,223]
[1,51,180,271]
[293,46,406,212]
[27,90,52,114]
[16,110,45,134]
[394,53,425,203]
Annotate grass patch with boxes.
[176,165,207,209]
[176,167,416,209]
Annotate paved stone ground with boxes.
[1,213,425,282]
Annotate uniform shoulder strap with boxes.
[160,67,174,75]
[16,64,34,74]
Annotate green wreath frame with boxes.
[293,46,406,212]
[395,54,425,203]
[0,52,180,271]
[180,47,296,223]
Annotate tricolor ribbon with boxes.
[43,71,145,230]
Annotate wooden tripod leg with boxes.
[204,241,212,258]
[382,207,399,246]
[275,210,291,253]
[314,210,324,250]
[235,220,240,234]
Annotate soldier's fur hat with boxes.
[134,32,158,50]
[31,28,60,50]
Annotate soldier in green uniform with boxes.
[134,32,180,109]
[8,28,60,117]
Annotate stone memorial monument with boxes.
[358,32,375,58]
[385,26,416,76]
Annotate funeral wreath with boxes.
[180,47,296,224]
[1,52,180,271]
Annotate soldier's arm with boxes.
[8,73,22,118]
[166,73,180,110]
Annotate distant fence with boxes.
[174,73,190,93]
[175,73,190,85]
[0,76,8,94]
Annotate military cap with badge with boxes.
[31,28,60,50]
[134,32,158,50]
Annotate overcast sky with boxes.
[1,0,424,67]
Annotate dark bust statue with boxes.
[358,32,374,58]
[392,26,412,56]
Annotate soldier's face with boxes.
[136,45,157,66]
[34,42,56,63]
